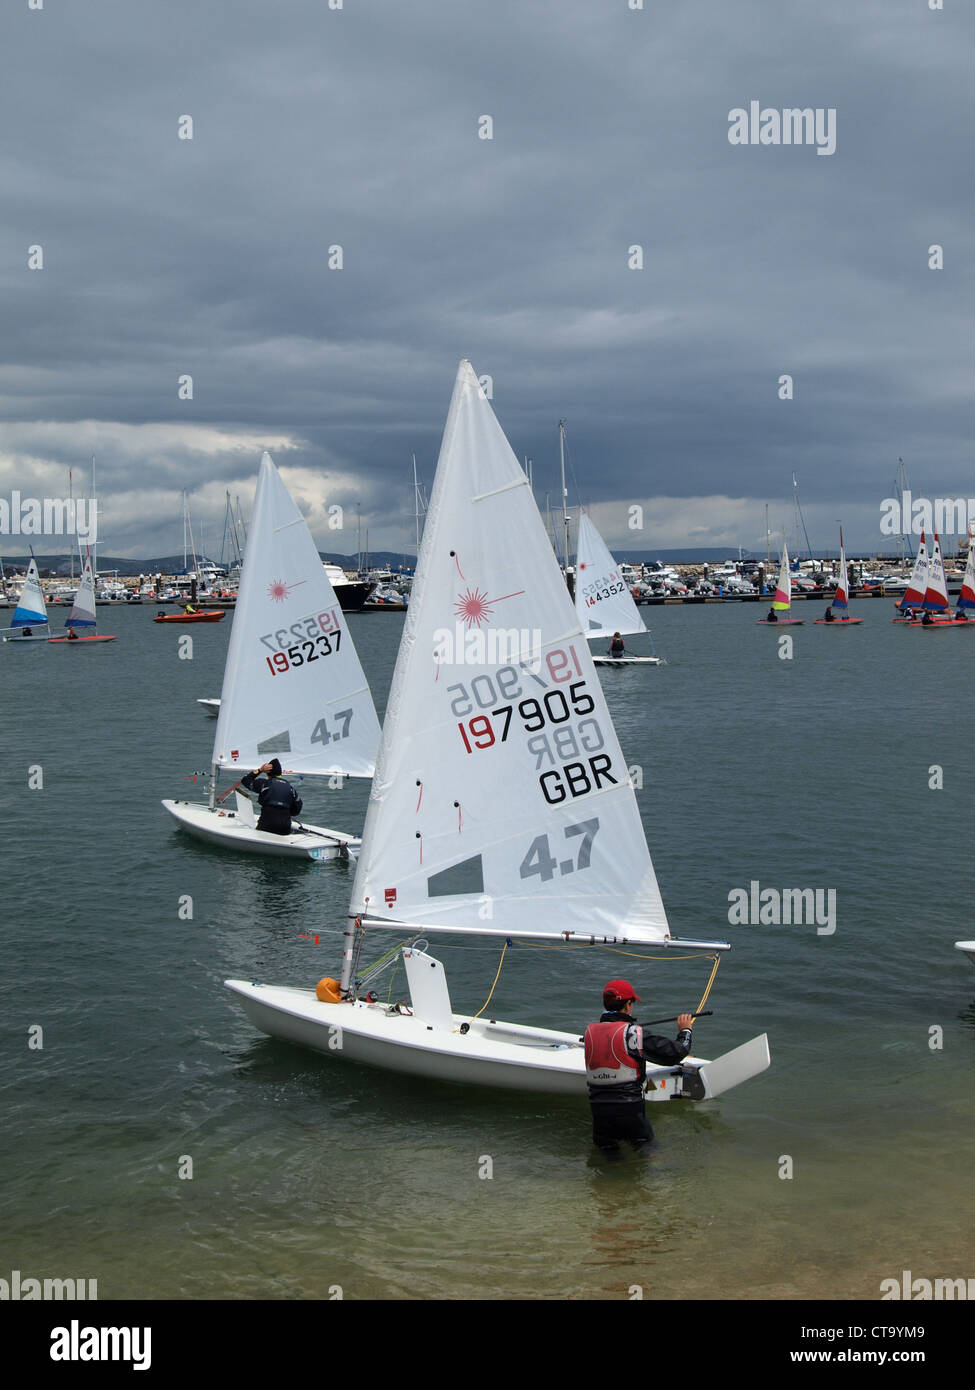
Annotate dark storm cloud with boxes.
[0,0,972,557]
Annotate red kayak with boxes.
[153,610,225,623]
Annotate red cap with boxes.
[603,978,641,1004]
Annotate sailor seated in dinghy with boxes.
[608,632,626,658]
[584,980,694,1153]
[240,759,303,836]
[824,606,835,622]
[766,607,777,623]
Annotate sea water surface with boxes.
[1,602,973,1300]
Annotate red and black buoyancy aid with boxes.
[584,1020,644,1099]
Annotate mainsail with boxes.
[65,560,97,629]
[833,532,849,612]
[350,361,670,944]
[771,545,792,612]
[921,533,950,611]
[957,543,975,612]
[212,453,380,777]
[574,512,647,639]
[900,532,929,609]
[11,556,49,628]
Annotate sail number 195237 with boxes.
[260,609,343,676]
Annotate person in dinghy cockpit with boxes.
[240,759,302,836]
[584,980,695,1153]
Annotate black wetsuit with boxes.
[240,771,303,835]
[584,1010,693,1150]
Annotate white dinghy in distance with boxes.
[575,511,662,666]
[2,554,52,642]
[48,558,117,643]
[164,453,381,861]
[227,363,769,1099]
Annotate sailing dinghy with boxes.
[48,559,117,642]
[575,512,662,665]
[756,544,804,624]
[814,529,861,625]
[892,532,928,622]
[909,534,957,626]
[163,453,381,861]
[227,363,769,1099]
[2,554,52,641]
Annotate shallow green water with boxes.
[1,602,973,1299]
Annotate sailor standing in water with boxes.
[240,758,303,835]
[584,980,694,1153]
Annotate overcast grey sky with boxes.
[1,0,972,561]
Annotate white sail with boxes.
[771,544,791,610]
[350,361,670,943]
[65,560,97,628]
[574,512,647,639]
[11,557,49,628]
[212,453,380,777]
[901,533,928,608]
[922,533,950,610]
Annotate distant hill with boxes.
[2,544,930,577]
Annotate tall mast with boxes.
[183,490,188,571]
[413,454,422,555]
[90,455,97,581]
[765,502,770,565]
[792,472,814,566]
[559,420,570,578]
[69,469,75,583]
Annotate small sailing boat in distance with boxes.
[163,452,381,861]
[575,512,662,666]
[756,543,804,624]
[814,528,862,625]
[226,362,770,1099]
[892,530,928,622]
[909,533,957,627]
[952,541,975,624]
[48,558,117,642]
[1,553,52,642]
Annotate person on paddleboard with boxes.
[608,632,626,658]
[241,758,303,835]
[584,979,694,1153]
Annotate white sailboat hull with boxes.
[197,698,220,716]
[593,655,663,667]
[162,799,358,861]
[955,941,975,966]
[224,979,769,1100]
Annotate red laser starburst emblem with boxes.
[453,584,525,628]
[267,578,307,603]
